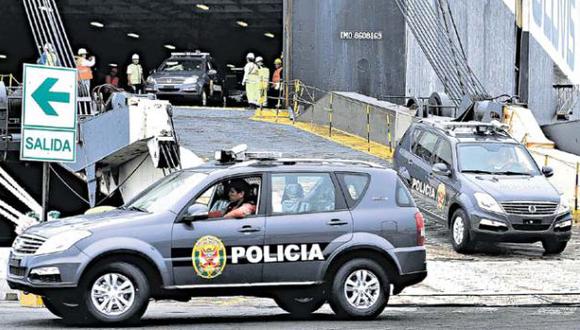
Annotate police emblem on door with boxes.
[192,235,227,279]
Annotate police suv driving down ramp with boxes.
[7,147,427,325]
[394,120,572,254]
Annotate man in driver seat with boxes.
[209,180,256,219]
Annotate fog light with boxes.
[30,267,60,276]
[480,219,507,227]
[555,220,572,228]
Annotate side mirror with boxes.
[542,166,554,178]
[208,69,217,76]
[182,203,209,222]
[432,163,451,177]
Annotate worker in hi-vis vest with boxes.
[75,48,96,94]
[256,56,270,107]
[242,52,260,108]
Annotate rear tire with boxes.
[274,290,325,318]
[542,240,568,254]
[328,258,389,320]
[450,209,474,253]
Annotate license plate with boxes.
[9,258,21,267]
[160,85,176,89]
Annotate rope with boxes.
[96,154,149,206]
[49,164,90,204]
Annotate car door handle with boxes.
[238,225,261,233]
[327,219,348,226]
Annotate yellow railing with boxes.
[0,74,20,88]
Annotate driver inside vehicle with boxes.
[209,180,256,219]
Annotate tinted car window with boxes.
[396,178,414,207]
[271,173,336,214]
[159,59,203,72]
[458,143,540,175]
[337,173,370,205]
[410,128,423,153]
[413,131,438,164]
[433,139,453,168]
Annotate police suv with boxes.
[8,147,427,324]
[394,120,573,254]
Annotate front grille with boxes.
[12,234,46,255]
[9,266,26,277]
[501,201,558,216]
[512,224,551,231]
[157,77,185,84]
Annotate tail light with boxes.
[415,211,425,246]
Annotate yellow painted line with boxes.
[251,113,393,160]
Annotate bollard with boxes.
[544,154,549,167]
[367,106,371,149]
[292,81,299,125]
[328,93,333,137]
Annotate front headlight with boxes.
[146,77,156,84]
[35,230,92,255]
[557,195,570,214]
[474,192,504,214]
[183,76,199,84]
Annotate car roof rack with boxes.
[248,158,384,168]
[421,120,512,138]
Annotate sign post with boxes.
[20,64,77,221]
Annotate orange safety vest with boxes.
[77,65,93,80]
[272,67,283,83]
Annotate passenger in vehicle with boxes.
[223,180,256,218]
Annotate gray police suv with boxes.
[394,120,573,254]
[145,52,224,106]
[8,150,427,325]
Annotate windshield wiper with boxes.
[124,206,148,212]
[461,170,495,174]
[492,171,531,176]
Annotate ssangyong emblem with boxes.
[192,235,227,279]
[528,205,537,214]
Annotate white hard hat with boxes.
[246,52,255,59]
[132,54,140,60]
[255,56,263,63]
[78,48,87,55]
[44,43,53,51]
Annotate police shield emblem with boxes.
[192,235,227,279]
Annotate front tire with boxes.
[450,209,474,253]
[329,259,389,320]
[542,239,568,254]
[274,290,325,318]
[65,262,150,325]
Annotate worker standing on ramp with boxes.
[75,48,96,93]
[256,56,270,108]
[127,53,145,94]
[271,58,283,108]
[242,52,259,108]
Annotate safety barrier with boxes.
[0,74,20,89]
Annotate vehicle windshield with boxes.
[159,59,204,72]
[457,143,540,176]
[124,171,208,213]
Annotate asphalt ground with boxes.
[1,300,579,330]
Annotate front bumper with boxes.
[6,246,89,295]
[145,83,203,97]
[469,210,572,243]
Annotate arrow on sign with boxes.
[31,77,70,116]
